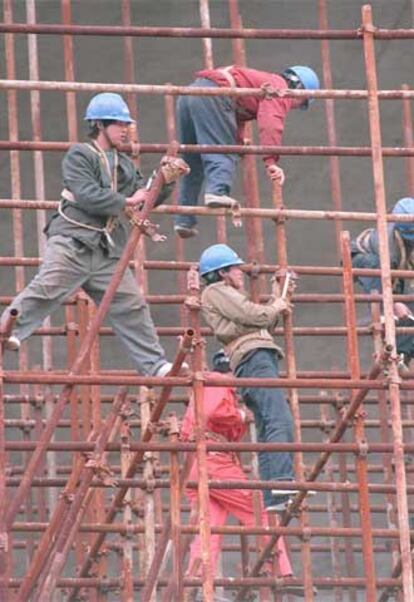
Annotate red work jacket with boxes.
[196,65,294,166]
[181,372,246,444]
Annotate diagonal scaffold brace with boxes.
[66,328,194,601]
[233,344,393,601]
[16,387,129,601]
[66,264,197,602]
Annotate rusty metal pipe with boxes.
[5,159,171,532]
[66,329,194,601]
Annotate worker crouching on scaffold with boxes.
[198,244,312,513]
[174,64,320,238]
[2,92,189,378]
[181,350,296,602]
[351,196,414,375]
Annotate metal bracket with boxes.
[301,526,312,543]
[356,439,369,458]
[231,201,242,228]
[0,533,8,552]
[249,260,261,280]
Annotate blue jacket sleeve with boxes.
[352,251,382,293]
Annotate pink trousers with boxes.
[186,451,293,577]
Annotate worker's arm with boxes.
[256,96,292,168]
[203,283,289,329]
[351,246,413,319]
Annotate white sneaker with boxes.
[5,335,20,351]
[204,193,238,208]
[155,361,189,378]
[267,489,316,513]
[271,488,316,497]
[174,224,198,239]
[266,498,293,513]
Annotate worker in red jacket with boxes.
[181,350,297,602]
[174,64,319,238]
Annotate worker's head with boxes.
[212,349,231,373]
[392,197,414,242]
[84,93,135,147]
[282,65,320,110]
[199,244,245,289]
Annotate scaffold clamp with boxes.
[250,260,261,280]
[167,412,180,436]
[231,201,243,228]
[260,82,286,99]
[357,22,378,35]
[184,294,202,310]
[356,439,369,458]
[272,207,287,224]
[0,533,8,552]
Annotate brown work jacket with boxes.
[201,281,284,372]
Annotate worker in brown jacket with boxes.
[199,243,296,512]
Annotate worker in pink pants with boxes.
[181,350,294,601]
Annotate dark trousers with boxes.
[395,309,414,361]
[175,78,238,229]
[235,348,294,508]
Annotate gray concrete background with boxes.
[0,1,413,600]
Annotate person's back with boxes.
[181,372,246,447]
[351,197,414,372]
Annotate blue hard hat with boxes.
[284,65,320,110]
[392,197,414,241]
[199,244,244,277]
[84,93,135,123]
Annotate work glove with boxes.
[266,164,285,186]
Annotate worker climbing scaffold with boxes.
[174,64,319,238]
[351,196,414,375]
[198,243,315,513]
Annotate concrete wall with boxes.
[0,2,412,600]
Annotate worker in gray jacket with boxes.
[2,92,186,378]
[351,196,414,372]
[199,243,297,511]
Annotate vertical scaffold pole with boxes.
[361,5,413,600]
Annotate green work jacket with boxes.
[45,142,171,258]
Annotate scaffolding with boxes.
[0,1,414,601]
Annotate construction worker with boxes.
[174,64,320,238]
[198,244,300,512]
[2,92,188,378]
[181,350,297,602]
[351,197,414,373]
